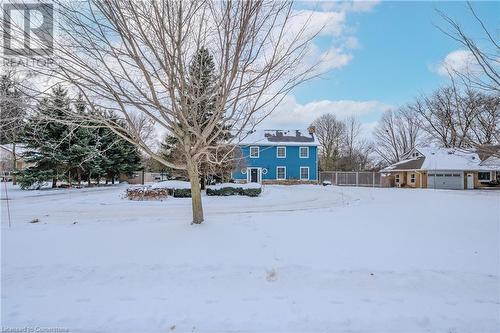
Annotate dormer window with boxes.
[412,152,419,157]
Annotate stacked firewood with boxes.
[125,187,169,201]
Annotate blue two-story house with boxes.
[232,129,319,184]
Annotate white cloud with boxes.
[343,36,360,50]
[290,10,346,38]
[307,44,352,72]
[359,121,379,141]
[432,49,477,76]
[317,1,380,13]
[260,95,390,129]
[286,1,380,74]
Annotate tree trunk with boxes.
[52,178,57,188]
[188,163,204,224]
[12,142,17,185]
[111,176,115,185]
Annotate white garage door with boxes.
[427,172,463,190]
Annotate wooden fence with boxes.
[319,171,381,187]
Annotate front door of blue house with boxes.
[247,167,261,183]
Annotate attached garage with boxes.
[427,172,464,190]
[381,147,500,190]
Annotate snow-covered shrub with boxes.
[242,188,261,197]
[206,187,241,196]
[172,188,191,198]
[206,183,261,197]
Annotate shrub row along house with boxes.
[232,129,319,184]
[381,147,500,190]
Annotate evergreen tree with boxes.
[99,119,142,184]
[162,47,231,187]
[66,94,101,185]
[19,86,74,188]
[19,88,142,189]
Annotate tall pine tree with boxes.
[98,113,142,184]
[19,86,73,188]
[18,88,141,189]
[162,47,231,187]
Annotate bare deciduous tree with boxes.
[2,0,323,224]
[343,115,361,168]
[437,2,499,92]
[374,106,421,164]
[0,70,27,185]
[412,83,499,151]
[470,93,500,145]
[413,85,469,148]
[312,114,375,171]
[311,113,345,170]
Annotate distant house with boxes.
[232,129,319,184]
[381,147,500,190]
[0,144,27,181]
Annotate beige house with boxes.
[0,144,27,181]
[381,147,500,190]
[119,171,167,185]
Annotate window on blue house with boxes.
[250,146,259,158]
[277,166,286,180]
[277,146,286,158]
[299,146,309,158]
[300,167,309,180]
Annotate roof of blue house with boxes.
[238,129,319,146]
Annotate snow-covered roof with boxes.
[480,155,500,168]
[237,129,319,146]
[382,147,500,172]
[1,144,27,155]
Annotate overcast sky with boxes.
[260,0,499,137]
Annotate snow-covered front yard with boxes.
[1,184,499,332]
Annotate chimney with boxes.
[308,126,316,134]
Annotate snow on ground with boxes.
[1,184,499,332]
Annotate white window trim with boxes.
[299,146,309,158]
[395,174,400,183]
[276,146,286,158]
[249,146,259,158]
[276,166,286,180]
[300,166,309,180]
[410,173,416,183]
